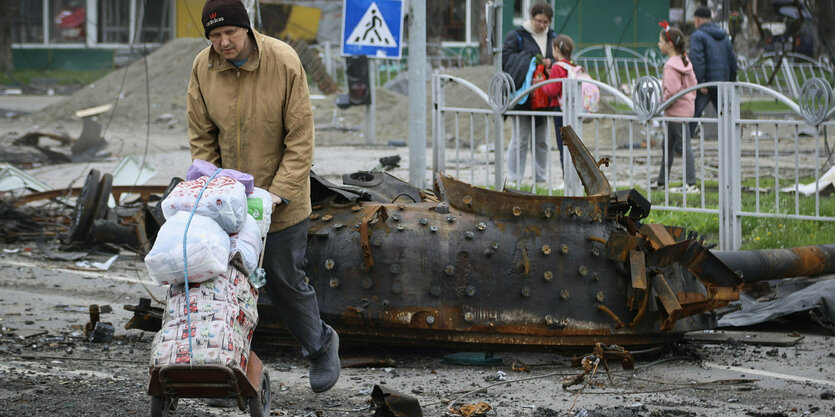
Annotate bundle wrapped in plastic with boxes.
[144,212,230,286]
[151,266,258,369]
[162,175,248,233]
[246,187,273,238]
[186,159,255,195]
[229,214,262,276]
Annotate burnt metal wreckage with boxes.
[256,126,835,348]
[5,126,834,348]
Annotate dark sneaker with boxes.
[309,327,340,393]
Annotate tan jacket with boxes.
[188,30,314,232]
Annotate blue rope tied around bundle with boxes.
[181,168,222,365]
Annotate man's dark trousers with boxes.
[689,86,718,139]
[263,219,332,358]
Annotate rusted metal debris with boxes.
[3,119,107,167]
[371,385,423,417]
[124,298,164,333]
[251,125,835,349]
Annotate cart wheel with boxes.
[150,395,170,417]
[248,369,271,417]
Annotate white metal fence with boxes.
[432,71,835,250]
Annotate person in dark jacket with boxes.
[688,6,737,139]
[502,2,556,187]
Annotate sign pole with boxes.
[408,1,426,189]
[367,59,376,145]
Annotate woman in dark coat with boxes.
[502,2,557,188]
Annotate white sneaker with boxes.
[649,181,665,190]
[671,184,700,194]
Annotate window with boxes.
[99,0,130,44]
[50,0,87,43]
[11,1,44,43]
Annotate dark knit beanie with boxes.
[694,6,712,19]
[202,0,251,38]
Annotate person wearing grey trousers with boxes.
[262,219,340,393]
[507,115,550,185]
[657,122,696,187]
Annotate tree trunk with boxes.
[0,0,16,73]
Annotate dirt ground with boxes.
[1,247,834,417]
[2,41,835,417]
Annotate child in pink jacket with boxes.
[655,24,699,193]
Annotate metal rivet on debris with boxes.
[465,231,474,239]
[392,282,402,295]
[391,214,402,222]
[312,205,322,210]
[397,224,406,231]
[329,278,339,288]
[325,259,335,270]
[491,241,500,250]
[543,271,553,281]
[426,315,436,325]
[592,273,599,282]
[397,203,406,210]
[382,299,390,308]
[322,214,333,222]
[574,208,582,216]
[544,208,553,218]
[445,265,456,276]
[596,291,605,303]
[464,312,474,322]
[560,244,569,254]
[476,222,486,231]
[544,315,554,325]
[430,286,442,297]
[309,213,320,220]
[333,223,344,229]
[465,286,476,296]
[419,218,429,226]
[579,266,588,276]
[362,278,373,289]
[390,264,400,275]
[351,205,362,212]
[521,286,531,297]
[430,226,439,233]
[541,245,551,255]
[446,215,456,223]
[591,247,600,256]
[512,206,522,216]
[560,289,570,300]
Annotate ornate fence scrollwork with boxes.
[489,72,516,112]
[632,76,662,121]
[799,78,833,126]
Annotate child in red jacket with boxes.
[541,35,575,175]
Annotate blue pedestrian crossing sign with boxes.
[342,0,403,59]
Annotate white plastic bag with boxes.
[246,187,273,238]
[144,212,230,286]
[162,176,248,233]
[229,214,262,276]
